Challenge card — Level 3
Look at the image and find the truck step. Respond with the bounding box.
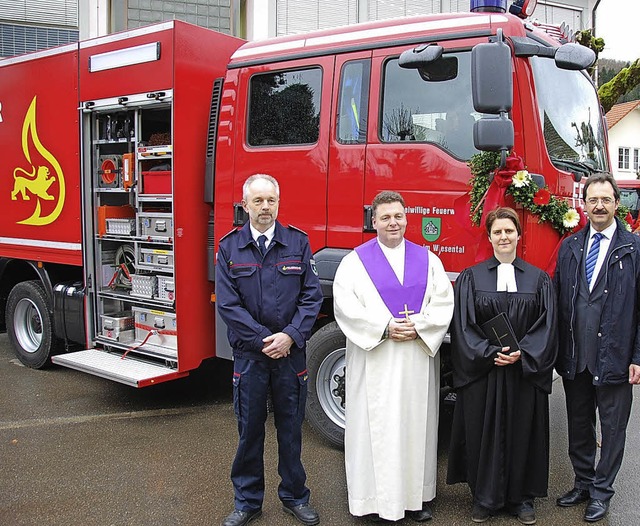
[52,349,187,387]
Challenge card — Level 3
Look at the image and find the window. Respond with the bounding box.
[634,148,639,173]
[619,147,630,170]
[0,23,78,57]
[248,68,322,146]
[337,59,371,144]
[531,57,607,172]
[380,51,480,160]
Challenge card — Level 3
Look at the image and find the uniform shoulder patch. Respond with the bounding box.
[219,227,241,242]
[287,224,309,236]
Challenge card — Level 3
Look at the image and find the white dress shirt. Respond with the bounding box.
[586,221,616,291]
[250,224,275,248]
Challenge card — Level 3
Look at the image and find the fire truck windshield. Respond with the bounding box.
[530,56,608,174]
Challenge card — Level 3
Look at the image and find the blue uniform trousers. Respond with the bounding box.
[231,356,310,511]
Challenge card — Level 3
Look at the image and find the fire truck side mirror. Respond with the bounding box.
[554,43,596,71]
[511,38,596,71]
[473,116,514,153]
[471,31,513,114]
[398,43,443,68]
[399,44,458,83]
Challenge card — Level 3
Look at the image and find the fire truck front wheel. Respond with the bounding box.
[6,280,60,369]
[306,321,346,449]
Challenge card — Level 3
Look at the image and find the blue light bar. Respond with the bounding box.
[470,0,507,12]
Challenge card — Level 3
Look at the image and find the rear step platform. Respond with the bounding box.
[52,349,187,387]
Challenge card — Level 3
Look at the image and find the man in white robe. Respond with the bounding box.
[333,190,454,522]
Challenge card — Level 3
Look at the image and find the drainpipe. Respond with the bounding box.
[592,0,603,85]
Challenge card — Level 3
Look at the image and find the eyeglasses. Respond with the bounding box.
[585,197,615,206]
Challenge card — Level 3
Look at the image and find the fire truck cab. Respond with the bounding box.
[212,8,600,445]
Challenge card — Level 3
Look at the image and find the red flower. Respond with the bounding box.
[533,188,551,205]
[626,212,634,226]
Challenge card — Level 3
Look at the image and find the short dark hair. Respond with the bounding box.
[582,172,620,201]
[485,207,522,236]
[372,191,405,216]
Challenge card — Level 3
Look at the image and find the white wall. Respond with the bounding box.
[79,0,109,39]
[246,0,276,40]
[608,108,640,180]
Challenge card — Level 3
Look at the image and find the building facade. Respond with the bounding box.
[606,100,640,180]
[0,0,79,57]
[261,0,592,39]
[1,1,596,58]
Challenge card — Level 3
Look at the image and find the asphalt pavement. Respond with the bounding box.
[1,332,639,525]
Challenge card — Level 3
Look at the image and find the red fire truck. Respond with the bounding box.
[0,1,602,446]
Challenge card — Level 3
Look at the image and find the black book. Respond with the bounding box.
[480,312,520,353]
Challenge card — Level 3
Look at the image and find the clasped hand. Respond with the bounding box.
[262,332,293,359]
[388,318,418,342]
[494,348,521,366]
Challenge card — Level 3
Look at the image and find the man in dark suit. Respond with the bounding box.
[554,172,640,522]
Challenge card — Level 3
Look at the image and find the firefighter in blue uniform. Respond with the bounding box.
[216,174,323,526]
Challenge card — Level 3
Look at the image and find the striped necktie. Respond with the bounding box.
[585,233,603,286]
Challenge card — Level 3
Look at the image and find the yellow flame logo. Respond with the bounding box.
[11,96,65,225]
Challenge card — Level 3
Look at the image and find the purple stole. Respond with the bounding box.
[354,238,429,318]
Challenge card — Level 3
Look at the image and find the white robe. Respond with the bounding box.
[333,243,454,521]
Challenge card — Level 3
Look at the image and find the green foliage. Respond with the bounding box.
[598,59,640,113]
[575,29,605,76]
[469,151,500,225]
[468,152,631,236]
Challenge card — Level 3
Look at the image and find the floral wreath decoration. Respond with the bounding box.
[468,151,631,236]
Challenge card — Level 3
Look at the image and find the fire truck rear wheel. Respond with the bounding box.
[6,280,60,369]
[306,321,346,449]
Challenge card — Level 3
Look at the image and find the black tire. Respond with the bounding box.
[306,321,346,448]
[6,280,60,369]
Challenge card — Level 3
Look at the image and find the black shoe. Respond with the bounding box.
[510,501,536,525]
[221,508,262,526]
[282,503,320,525]
[471,503,491,523]
[407,502,433,522]
[584,499,609,522]
[556,487,590,507]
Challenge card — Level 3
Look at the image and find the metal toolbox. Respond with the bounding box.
[132,306,177,350]
[137,247,174,269]
[106,218,135,236]
[130,274,157,298]
[156,275,175,301]
[101,311,135,342]
[138,212,173,239]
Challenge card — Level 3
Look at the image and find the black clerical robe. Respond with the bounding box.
[447,256,557,510]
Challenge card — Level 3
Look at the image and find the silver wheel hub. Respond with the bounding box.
[14,297,43,353]
[315,347,346,429]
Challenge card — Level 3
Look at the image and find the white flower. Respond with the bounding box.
[562,208,580,229]
[625,222,632,232]
[511,170,531,188]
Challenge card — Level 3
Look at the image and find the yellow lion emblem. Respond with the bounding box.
[11,165,56,201]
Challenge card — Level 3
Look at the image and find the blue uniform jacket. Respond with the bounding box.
[216,221,322,362]
[554,218,640,384]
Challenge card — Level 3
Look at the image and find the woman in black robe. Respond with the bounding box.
[447,207,557,525]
